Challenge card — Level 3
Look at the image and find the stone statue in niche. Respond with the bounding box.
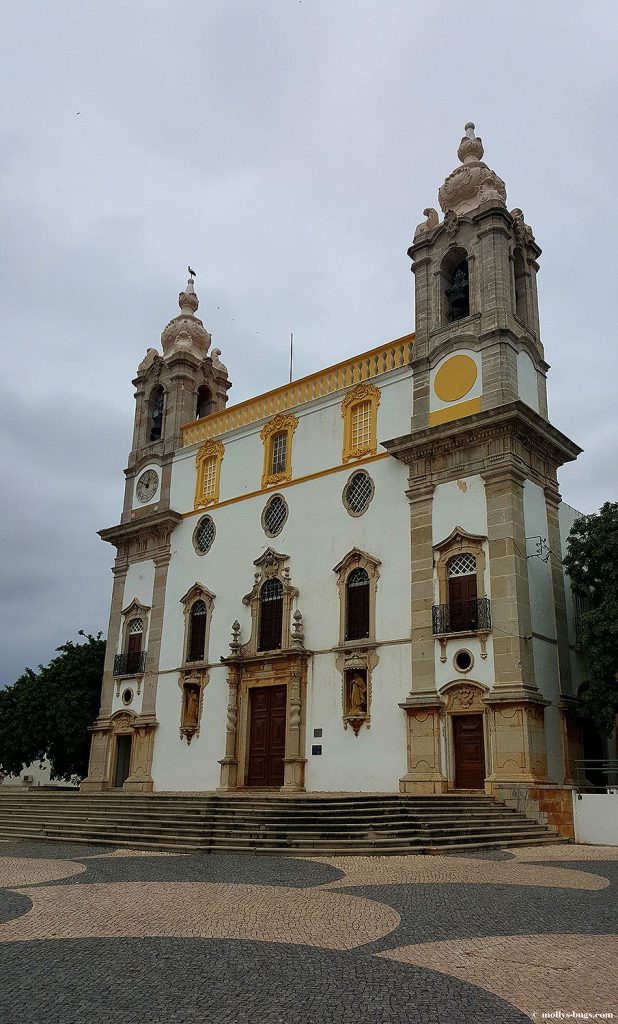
[181,682,201,742]
[347,672,367,715]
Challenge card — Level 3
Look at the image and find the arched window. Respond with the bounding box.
[345,568,370,641]
[447,554,478,631]
[441,249,470,324]
[196,386,213,419]
[258,578,284,651]
[126,618,144,673]
[149,386,165,441]
[187,600,207,662]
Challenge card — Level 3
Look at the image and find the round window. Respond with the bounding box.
[454,649,473,673]
[193,516,216,555]
[343,470,374,517]
[122,688,133,706]
[262,494,288,537]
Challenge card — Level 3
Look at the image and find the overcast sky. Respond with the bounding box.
[1,1,616,685]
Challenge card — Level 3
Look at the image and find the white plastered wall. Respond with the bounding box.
[150,371,413,792]
[432,476,495,691]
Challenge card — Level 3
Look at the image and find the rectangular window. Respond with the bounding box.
[351,401,371,449]
[201,457,217,500]
[271,432,288,475]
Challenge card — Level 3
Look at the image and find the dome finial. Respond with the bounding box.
[457,121,484,164]
[161,269,211,360]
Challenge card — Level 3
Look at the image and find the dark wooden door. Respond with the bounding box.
[449,574,478,632]
[114,735,132,788]
[453,714,485,789]
[247,685,287,787]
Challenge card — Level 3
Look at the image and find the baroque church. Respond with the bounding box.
[83,123,589,802]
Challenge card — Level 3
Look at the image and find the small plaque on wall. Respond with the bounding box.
[311,745,322,756]
[313,728,323,738]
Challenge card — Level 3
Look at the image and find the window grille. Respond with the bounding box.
[194,516,215,554]
[344,471,373,516]
[345,568,370,641]
[351,401,371,449]
[263,495,288,536]
[201,457,218,500]
[448,553,477,577]
[129,618,144,635]
[187,600,207,662]
[258,578,284,651]
[271,432,288,475]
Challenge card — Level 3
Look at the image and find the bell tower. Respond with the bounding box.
[385,124,582,797]
[409,122,547,431]
[121,274,232,524]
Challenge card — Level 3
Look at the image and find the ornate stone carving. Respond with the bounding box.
[161,277,211,361]
[240,548,300,655]
[260,413,299,488]
[414,207,440,238]
[137,348,159,376]
[438,123,507,216]
[179,673,206,744]
[443,209,459,242]
[511,208,535,245]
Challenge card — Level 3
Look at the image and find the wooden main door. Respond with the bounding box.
[114,734,132,788]
[247,685,286,787]
[453,714,485,789]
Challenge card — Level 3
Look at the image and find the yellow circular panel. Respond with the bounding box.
[434,354,478,403]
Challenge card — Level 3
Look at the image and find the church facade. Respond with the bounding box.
[83,124,587,799]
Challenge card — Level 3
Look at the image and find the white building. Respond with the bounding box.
[83,124,594,808]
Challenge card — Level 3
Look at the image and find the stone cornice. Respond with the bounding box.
[99,509,182,565]
[382,402,582,488]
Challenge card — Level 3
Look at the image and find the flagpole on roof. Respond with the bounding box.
[289,332,294,383]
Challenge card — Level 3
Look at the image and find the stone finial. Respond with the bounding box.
[229,620,241,653]
[211,348,228,374]
[161,273,211,361]
[291,609,304,648]
[179,276,199,316]
[457,122,484,164]
[137,347,159,376]
[438,121,507,217]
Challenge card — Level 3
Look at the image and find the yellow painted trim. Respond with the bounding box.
[180,334,414,448]
[181,452,391,519]
[434,354,477,402]
[341,382,381,464]
[428,397,482,427]
[194,440,224,510]
[259,413,299,489]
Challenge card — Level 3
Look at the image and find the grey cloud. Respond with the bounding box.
[1,0,616,682]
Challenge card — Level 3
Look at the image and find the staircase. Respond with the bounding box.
[0,790,566,856]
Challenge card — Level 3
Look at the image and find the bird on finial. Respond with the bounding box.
[188,265,196,279]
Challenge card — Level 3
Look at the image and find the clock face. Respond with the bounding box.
[136,469,159,503]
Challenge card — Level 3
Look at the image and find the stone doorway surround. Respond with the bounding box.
[218,651,308,792]
[399,680,550,795]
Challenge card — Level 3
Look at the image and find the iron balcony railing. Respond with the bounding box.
[432,597,491,636]
[113,651,146,677]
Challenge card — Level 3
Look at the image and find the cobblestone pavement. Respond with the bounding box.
[0,841,616,1023]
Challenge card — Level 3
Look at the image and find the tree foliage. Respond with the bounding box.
[0,632,105,781]
[563,501,618,737]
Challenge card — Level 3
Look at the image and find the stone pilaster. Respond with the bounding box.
[218,665,240,790]
[141,552,170,717]
[407,483,436,698]
[399,700,447,794]
[283,660,307,791]
[483,467,537,697]
[544,483,573,698]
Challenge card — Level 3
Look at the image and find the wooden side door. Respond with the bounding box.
[114,735,132,788]
[453,714,485,789]
[247,685,287,787]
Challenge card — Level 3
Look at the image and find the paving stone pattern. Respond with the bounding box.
[0,841,616,1023]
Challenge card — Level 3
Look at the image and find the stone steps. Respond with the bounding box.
[0,791,566,856]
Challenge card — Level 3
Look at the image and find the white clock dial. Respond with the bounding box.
[136,469,159,502]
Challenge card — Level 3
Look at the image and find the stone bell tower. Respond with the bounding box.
[385,124,582,796]
[82,274,232,793]
[120,274,232,524]
[409,122,547,431]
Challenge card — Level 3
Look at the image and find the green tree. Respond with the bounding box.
[563,501,618,736]
[0,632,105,781]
